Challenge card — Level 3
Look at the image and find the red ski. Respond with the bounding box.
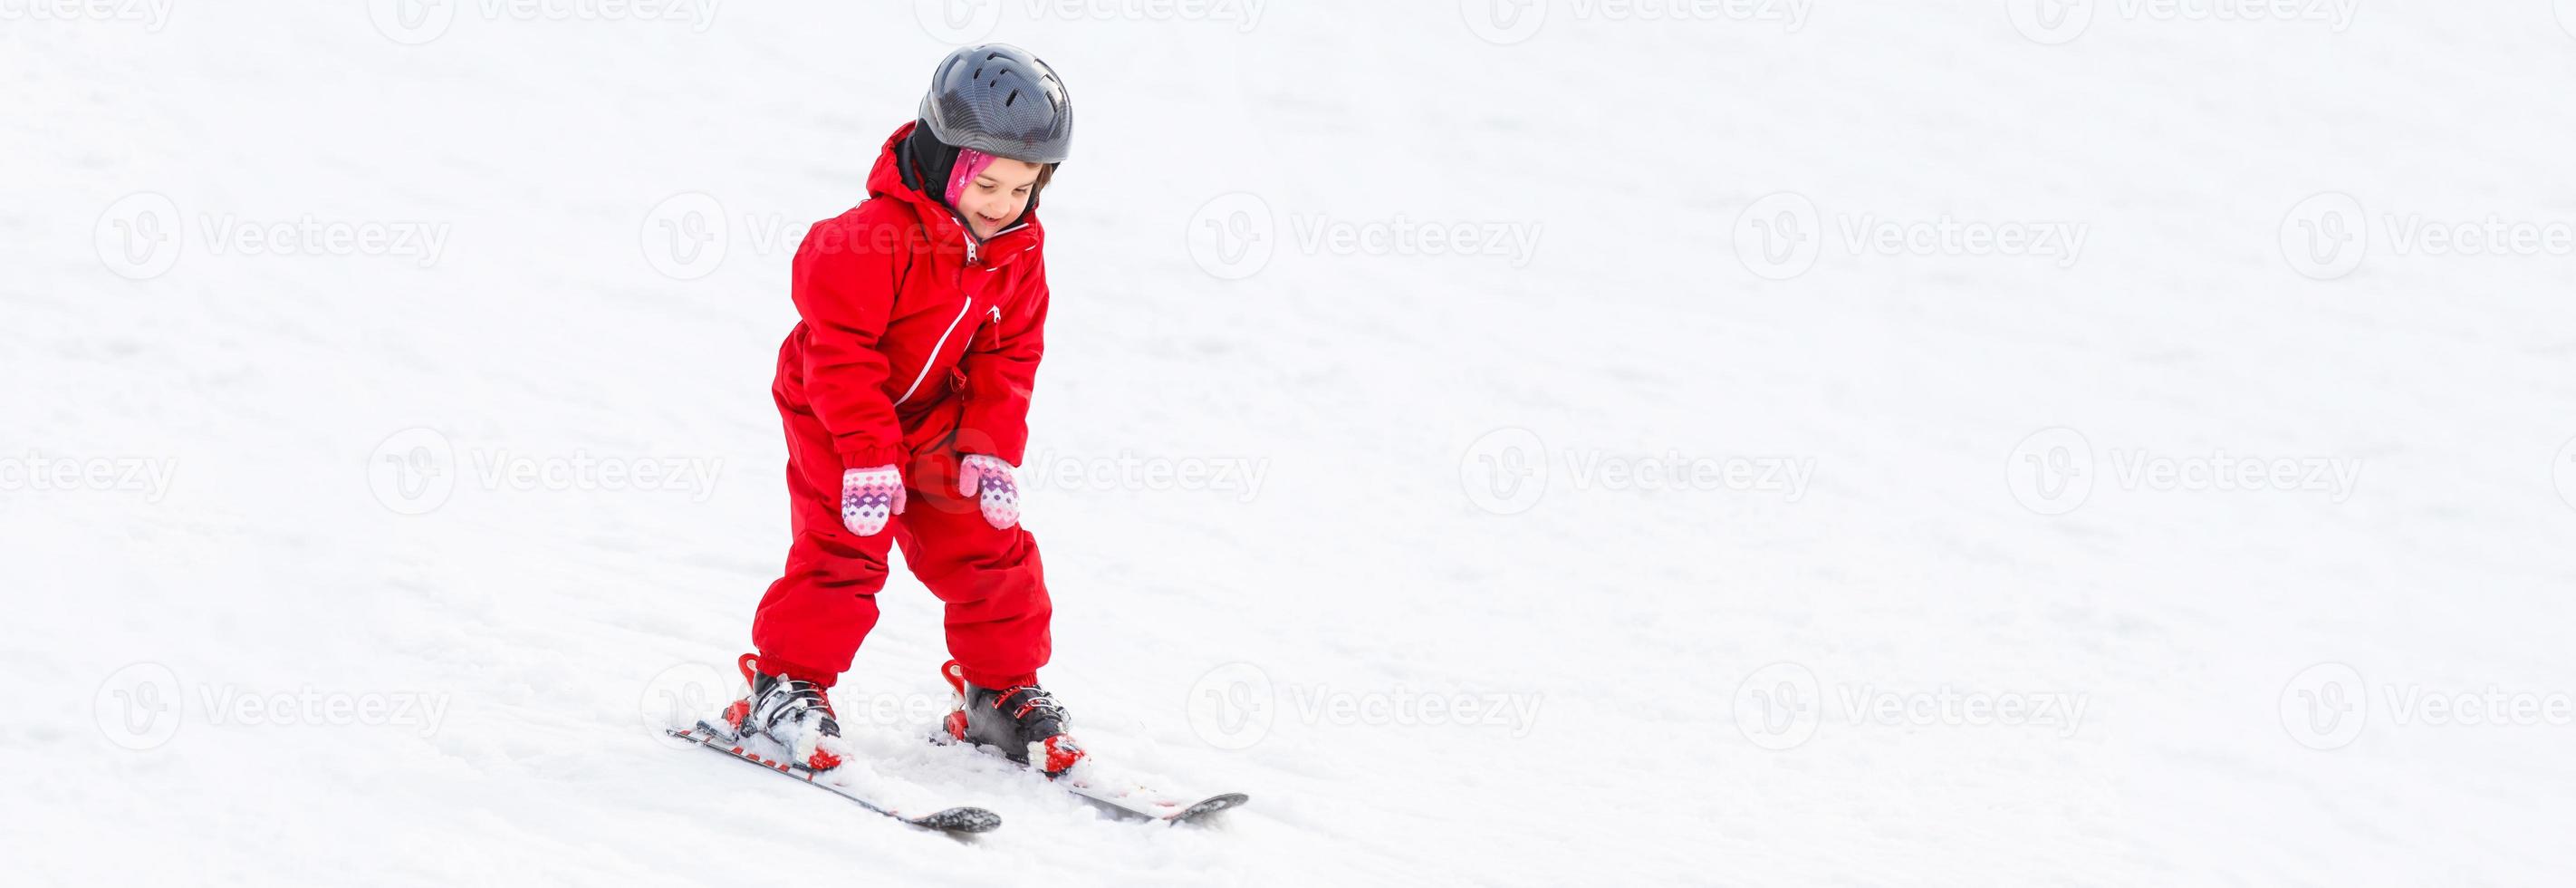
[669,720,1002,834]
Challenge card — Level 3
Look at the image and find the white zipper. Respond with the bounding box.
[893,297,975,406]
[893,218,1024,406]
[952,215,1028,263]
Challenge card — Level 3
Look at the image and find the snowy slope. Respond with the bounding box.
[6,1,2576,884]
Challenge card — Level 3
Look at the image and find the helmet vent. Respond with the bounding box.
[1005,90,1020,107]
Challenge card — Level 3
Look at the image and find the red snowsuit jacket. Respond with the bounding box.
[780,122,1049,473]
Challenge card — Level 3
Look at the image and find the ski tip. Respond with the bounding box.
[912,806,1004,834]
[1168,793,1250,825]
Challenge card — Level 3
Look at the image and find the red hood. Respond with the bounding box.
[865,121,1044,268]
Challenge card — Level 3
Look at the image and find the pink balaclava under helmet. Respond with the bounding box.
[945,148,998,208]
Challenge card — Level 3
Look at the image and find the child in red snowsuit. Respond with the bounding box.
[729,44,1083,776]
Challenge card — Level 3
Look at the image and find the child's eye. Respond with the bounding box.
[1014,187,1031,196]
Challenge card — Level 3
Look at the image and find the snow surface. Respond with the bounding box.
[8,2,2576,885]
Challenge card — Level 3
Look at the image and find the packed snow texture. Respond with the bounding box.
[6,2,2576,885]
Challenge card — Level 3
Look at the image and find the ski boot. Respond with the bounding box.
[940,660,1085,777]
[724,653,844,771]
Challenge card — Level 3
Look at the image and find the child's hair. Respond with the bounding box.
[1019,162,1060,216]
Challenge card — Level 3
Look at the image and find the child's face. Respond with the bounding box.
[957,158,1044,240]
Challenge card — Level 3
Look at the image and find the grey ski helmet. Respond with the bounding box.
[918,43,1073,164]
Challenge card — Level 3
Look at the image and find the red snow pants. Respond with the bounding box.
[749,349,1051,691]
